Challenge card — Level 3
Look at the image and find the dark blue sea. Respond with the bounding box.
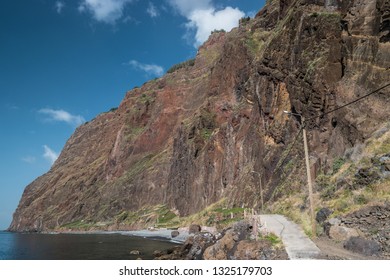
[0,231,174,260]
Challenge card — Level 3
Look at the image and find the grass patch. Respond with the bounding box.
[60,220,96,230]
[125,126,145,142]
[245,30,269,59]
[114,204,180,228]
[140,92,155,104]
[271,197,314,237]
[332,157,346,174]
[180,199,249,229]
[261,232,282,247]
[116,154,156,185]
[200,128,213,140]
[167,58,195,74]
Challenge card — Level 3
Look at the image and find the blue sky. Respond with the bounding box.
[0,0,265,230]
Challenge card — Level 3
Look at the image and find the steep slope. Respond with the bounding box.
[9,0,389,232]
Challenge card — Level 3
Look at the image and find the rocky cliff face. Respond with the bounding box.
[9,0,389,232]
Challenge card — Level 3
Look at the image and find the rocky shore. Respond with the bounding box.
[152,221,288,260]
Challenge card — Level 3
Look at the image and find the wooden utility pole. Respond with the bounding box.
[302,117,316,237]
[283,111,316,237]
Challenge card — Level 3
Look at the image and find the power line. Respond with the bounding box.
[279,83,390,173]
[265,82,390,202]
[306,82,390,122]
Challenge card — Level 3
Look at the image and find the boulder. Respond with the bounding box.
[203,222,253,260]
[328,218,341,226]
[379,154,390,177]
[344,237,382,256]
[203,230,237,260]
[316,208,332,224]
[233,239,288,260]
[184,232,215,260]
[328,225,359,241]
[189,224,201,234]
[153,250,163,257]
[129,250,140,255]
[323,218,341,236]
[171,230,180,238]
[233,240,262,260]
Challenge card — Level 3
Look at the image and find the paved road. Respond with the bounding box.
[259,214,321,259]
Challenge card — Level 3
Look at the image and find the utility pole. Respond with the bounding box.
[301,117,316,237]
[283,111,316,237]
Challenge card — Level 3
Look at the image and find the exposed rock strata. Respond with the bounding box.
[9,0,390,232]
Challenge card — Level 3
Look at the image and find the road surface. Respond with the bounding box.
[259,214,321,259]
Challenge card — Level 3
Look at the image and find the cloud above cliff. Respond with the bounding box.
[78,0,134,24]
[124,60,164,76]
[43,145,59,165]
[168,0,212,16]
[147,2,159,18]
[168,0,244,46]
[22,156,36,164]
[38,108,85,127]
[55,1,65,14]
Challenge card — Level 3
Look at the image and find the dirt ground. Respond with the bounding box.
[314,237,383,260]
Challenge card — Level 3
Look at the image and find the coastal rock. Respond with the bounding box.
[153,250,163,258]
[233,240,288,260]
[184,232,215,260]
[171,230,180,238]
[189,225,201,234]
[203,230,237,260]
[129,250,140,255]
[339,205,390,258]
[157,221,289,260]
[316,208,333,224]
[329,225,360,241]
[344,237,382,256]
[328,218,341,226]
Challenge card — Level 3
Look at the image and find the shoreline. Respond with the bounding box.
[12,225,218,244]
[38,228,191,244]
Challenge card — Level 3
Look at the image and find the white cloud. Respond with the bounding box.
[39,108,85,126]
[168,0,244,47]
[78,4,86,13]
[43,145,59,165]
[147,2,159,18]
[78,0,133,24]
[22,156,36,164]
[55,1,65,14]
[188,7,244,46]
[125,60,164,76]
[168,0,212,16]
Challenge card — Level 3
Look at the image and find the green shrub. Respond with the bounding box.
[167,58,196,73]
[262,233,282,246]
[211,29,226,34]
[354,194,368,205]
[332,157,345,174]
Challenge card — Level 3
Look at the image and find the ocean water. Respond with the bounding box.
[0,231,174,260]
